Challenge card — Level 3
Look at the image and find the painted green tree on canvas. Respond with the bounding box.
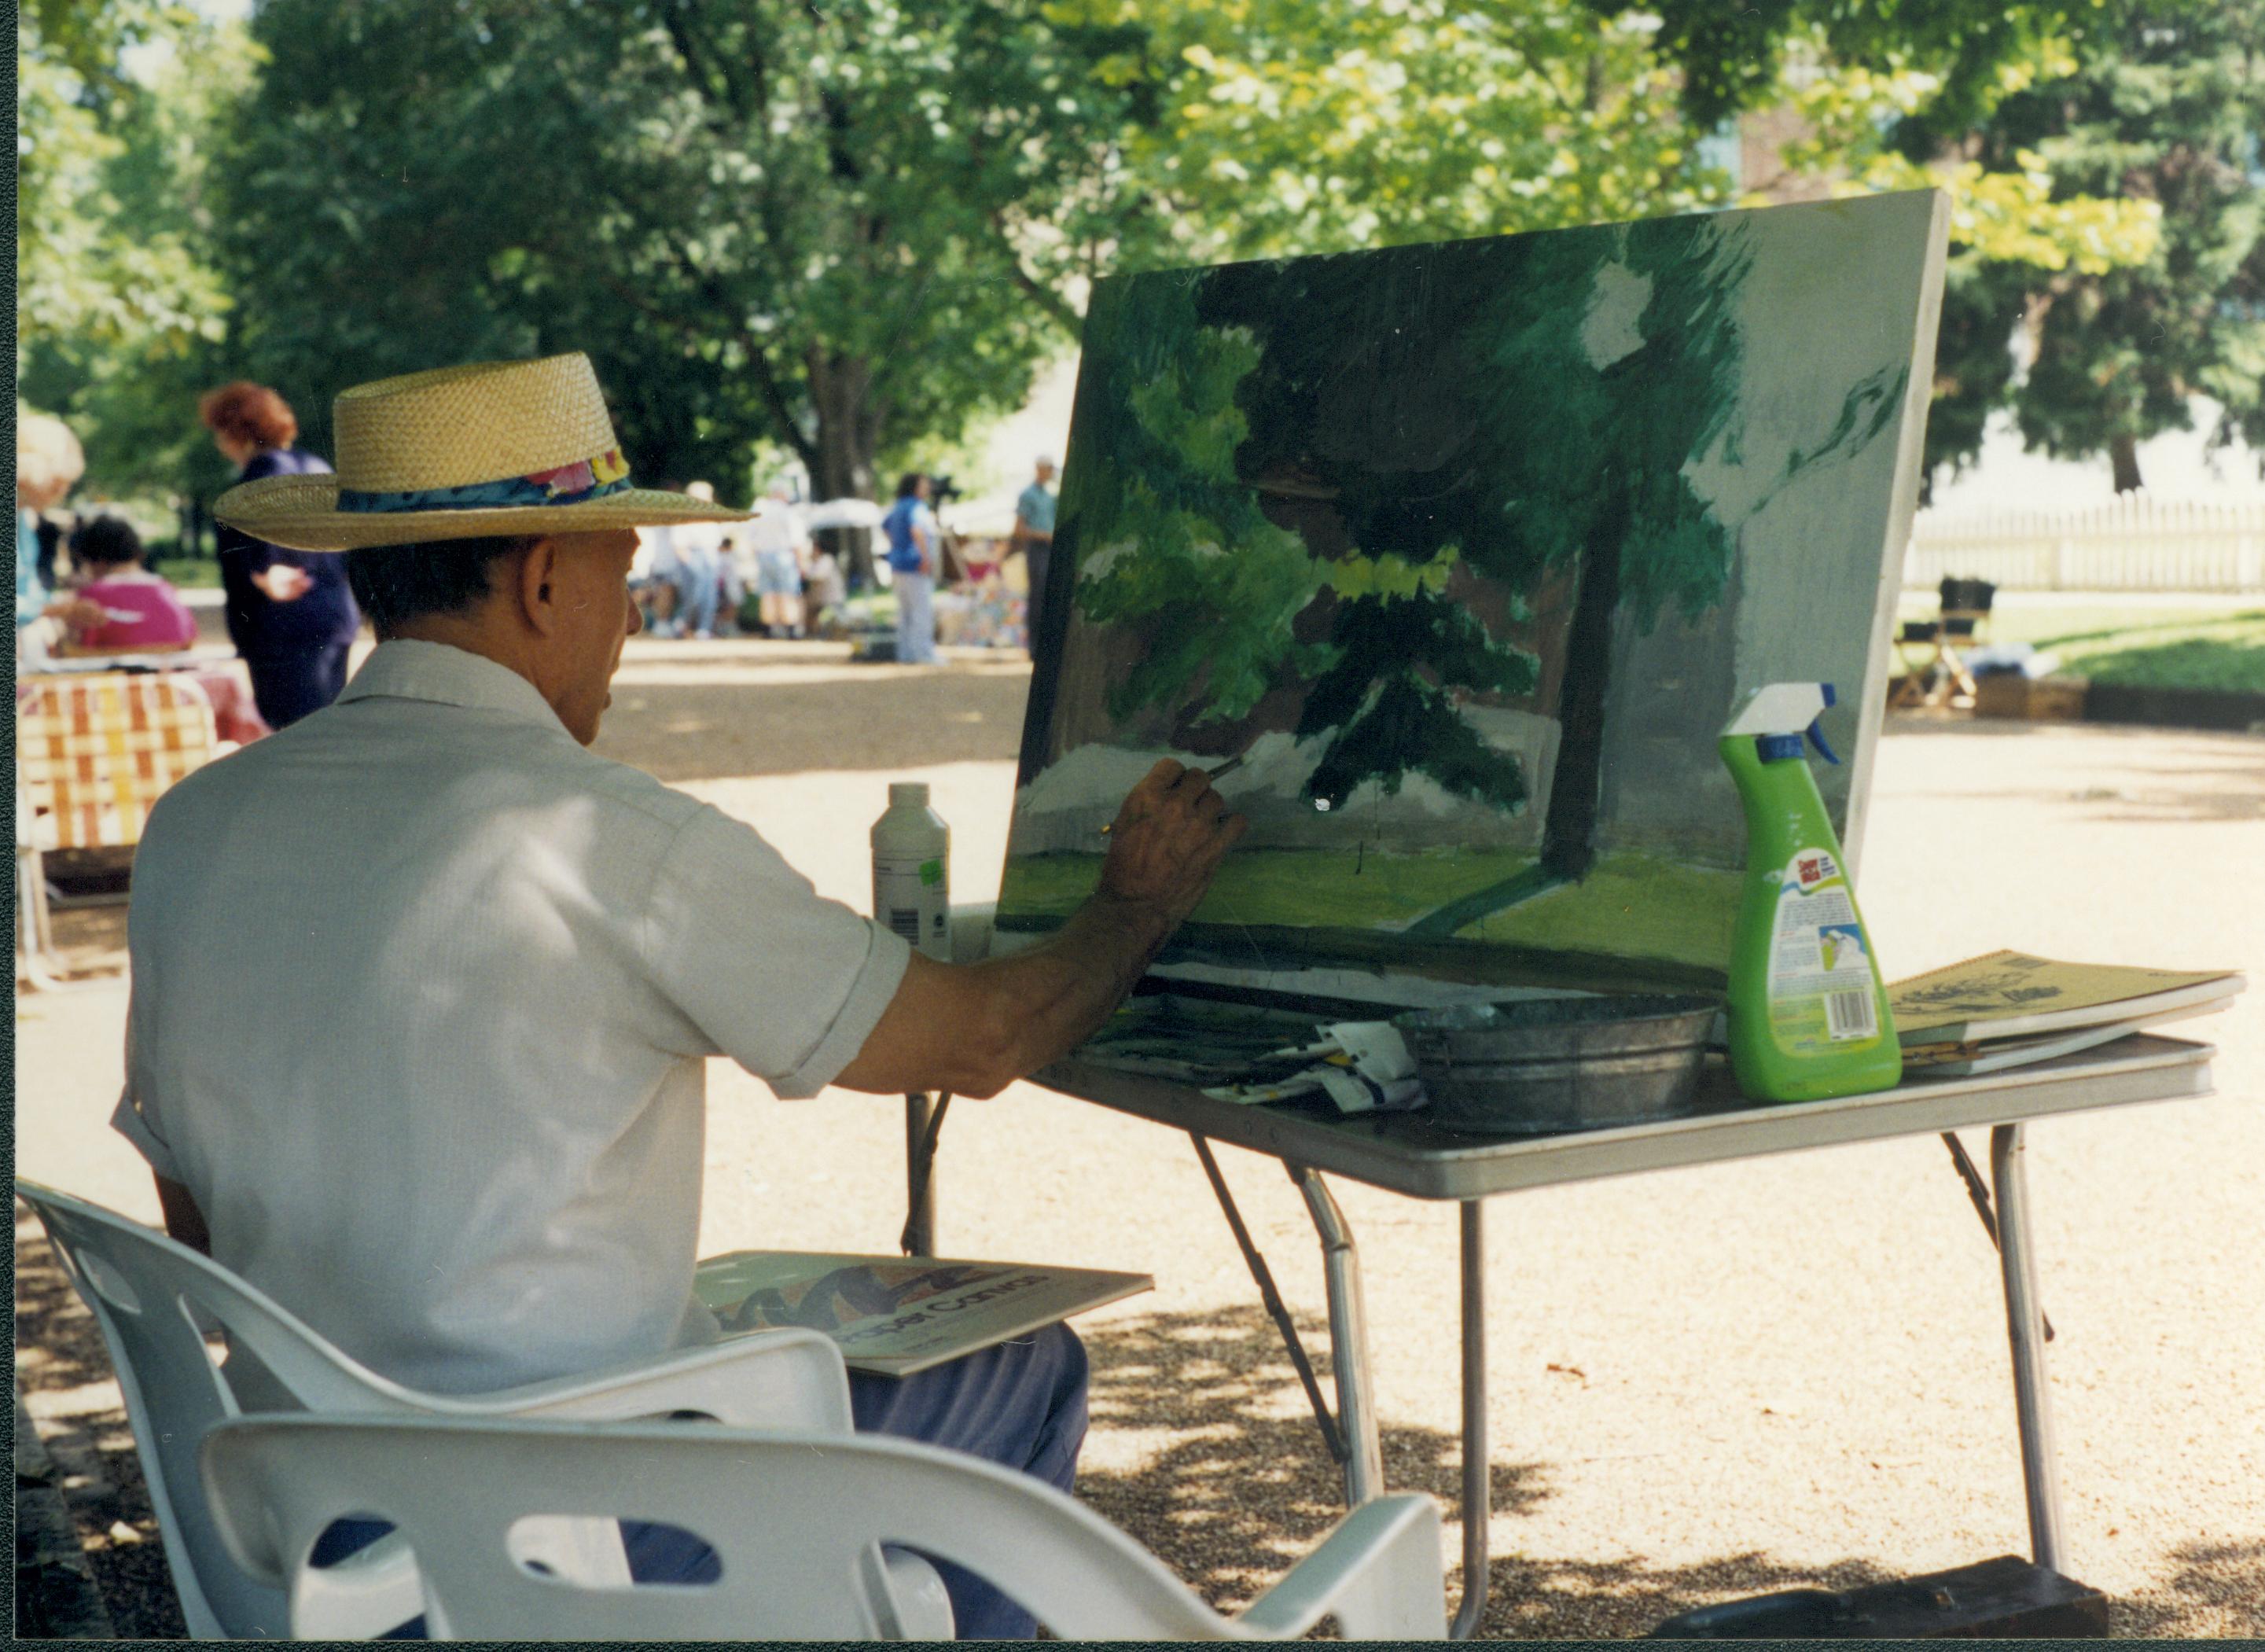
[1201,218,1767,897]
[1017,274,1337,780]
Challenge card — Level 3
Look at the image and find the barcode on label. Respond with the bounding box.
[1826,988,1877,1040]
[888,908,921,942]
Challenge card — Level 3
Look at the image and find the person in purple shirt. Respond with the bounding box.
[57,517,198,653]
[200,381,362,727]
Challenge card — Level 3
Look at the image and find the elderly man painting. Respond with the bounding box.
[112,355,1244,1639]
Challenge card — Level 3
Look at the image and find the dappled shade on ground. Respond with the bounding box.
[18,1212,2262,1639]
[1077,1301,1544,1622]
[1074,1299,2262,1638]
[13,1212,186,1639]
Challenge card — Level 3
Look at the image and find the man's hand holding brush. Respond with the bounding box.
[1098,756,1248,933]
[836,756,1246,1098]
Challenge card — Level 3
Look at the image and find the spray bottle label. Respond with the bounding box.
[873,854,950,960]
[1765,848,1881,1051]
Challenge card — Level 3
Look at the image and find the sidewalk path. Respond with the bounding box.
[14,652,2262,1636]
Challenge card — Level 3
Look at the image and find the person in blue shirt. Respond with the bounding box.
[17,462,101,657]
[881,472,940,665]
[17,502,51,629]
[1011,455,1057,613]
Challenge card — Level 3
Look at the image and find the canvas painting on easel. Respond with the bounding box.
[1001,191,1950,997]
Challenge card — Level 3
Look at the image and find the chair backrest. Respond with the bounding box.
[16,671,217,849]
[1937,575,1996,620]
[204,1414,1289,1640]
[17,1179,863,1635]
[16,1180,417,1635]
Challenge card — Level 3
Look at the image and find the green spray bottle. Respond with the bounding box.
[1720,683,1901,1102]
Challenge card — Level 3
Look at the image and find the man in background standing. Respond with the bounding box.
[882,472,939,665]
[1011,454,1057,625]
[740,483,812,638]
[672,481,726,638]
[632,518,681,636]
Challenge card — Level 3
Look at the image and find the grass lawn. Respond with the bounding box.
[1895,598,2265,694]
[2026,610,2265,693]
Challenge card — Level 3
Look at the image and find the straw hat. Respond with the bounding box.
[212,354,749,551]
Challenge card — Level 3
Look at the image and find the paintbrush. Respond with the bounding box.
[1100,755,1245,834]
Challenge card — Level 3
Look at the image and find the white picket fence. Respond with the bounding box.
[1904,495,2265,592]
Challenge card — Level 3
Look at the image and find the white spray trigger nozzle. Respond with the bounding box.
[1723,683,1841,763]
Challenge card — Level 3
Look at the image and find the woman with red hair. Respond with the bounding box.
[200,381,362,727]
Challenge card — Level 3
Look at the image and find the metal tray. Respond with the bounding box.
[1395,993,1720,1135]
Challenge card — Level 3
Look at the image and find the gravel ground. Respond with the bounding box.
[14,636,2263,1637]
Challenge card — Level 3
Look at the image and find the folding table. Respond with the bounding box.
[1020,1032,2218,1639]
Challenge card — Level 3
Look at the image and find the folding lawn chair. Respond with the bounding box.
[1891,576,1996,708]
[16,671,218,987]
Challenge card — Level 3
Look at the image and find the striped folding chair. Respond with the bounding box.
[16,671,219,988]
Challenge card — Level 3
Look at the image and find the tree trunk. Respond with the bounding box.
[1539,494,1629,883]
[2109,432,2143,494]
[809,348,881,584]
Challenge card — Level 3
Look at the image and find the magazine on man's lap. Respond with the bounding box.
[695,1250,1153,1377]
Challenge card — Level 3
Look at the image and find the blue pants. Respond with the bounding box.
[844,1324,1088,1635]
[894,570,938,664]
[313,1323,1088,1639]
[672,559,720,638]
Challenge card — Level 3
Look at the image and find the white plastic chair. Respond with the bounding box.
[204,1412,1449,1640]
[15,1179,947,1639]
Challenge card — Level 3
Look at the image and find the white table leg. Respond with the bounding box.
[1991,1122,2066,1572]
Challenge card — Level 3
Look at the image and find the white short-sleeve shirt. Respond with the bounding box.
[112,639,910,1394]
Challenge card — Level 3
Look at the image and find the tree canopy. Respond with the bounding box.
[17,0,246,498]
[1061,0,1726,258]
[215,0,1163,520]
[1607,0,2258,490]
[1929,0,2265,489]
[1612,0,2121,133]
[13,0,2245,517]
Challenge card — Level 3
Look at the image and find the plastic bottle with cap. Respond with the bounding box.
[1719,683,1901,1101]
[871,782,951,961]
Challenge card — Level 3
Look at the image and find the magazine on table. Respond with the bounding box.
[695,1250,1153,1378]
[1897,999,2229,1076]
[1888,951,2242,1052]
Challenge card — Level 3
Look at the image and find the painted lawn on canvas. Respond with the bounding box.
[1002,192,1949,995]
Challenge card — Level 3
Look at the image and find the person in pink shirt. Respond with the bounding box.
[60,517,199,654]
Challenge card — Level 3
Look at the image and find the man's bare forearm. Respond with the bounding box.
[833,893,1180,1098]
[833,757,1242,1098]
[978,892,1177,1084]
